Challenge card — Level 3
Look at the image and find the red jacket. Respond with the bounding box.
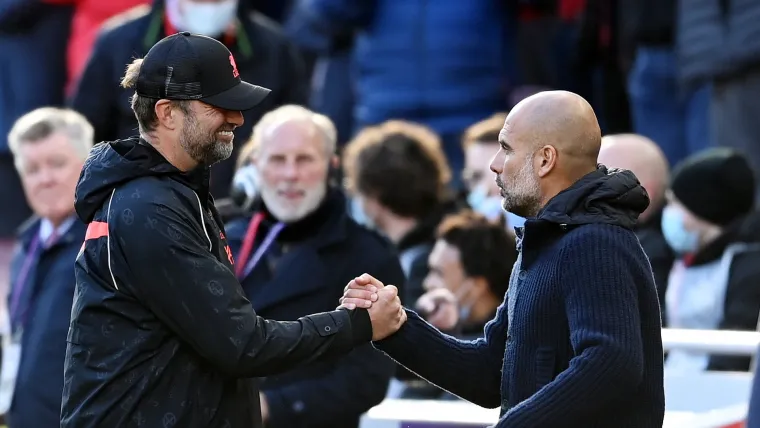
[44,0,149,94]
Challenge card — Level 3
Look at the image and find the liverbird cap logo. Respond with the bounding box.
[229,54,240,78]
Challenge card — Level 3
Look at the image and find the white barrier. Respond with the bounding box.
[361,372,752,428]
[360,328,760,428]
[663,328,760,356]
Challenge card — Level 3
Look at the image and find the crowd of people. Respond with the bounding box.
[1,0,760,427]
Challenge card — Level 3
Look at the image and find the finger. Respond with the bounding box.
[345,279,377,294]
[382,284,398,298]
[344,289,378,301]
[341,297,373,308]
[355,273,385,289]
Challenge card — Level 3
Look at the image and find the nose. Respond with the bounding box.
[282,160,299,180]
[490,150,505,175]
[227,110,244,127]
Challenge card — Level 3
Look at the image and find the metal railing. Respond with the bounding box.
[662,328,760,356]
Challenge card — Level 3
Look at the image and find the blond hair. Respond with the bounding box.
[8,107,94,171]
[237,105,337,169]
[462,112,508,149]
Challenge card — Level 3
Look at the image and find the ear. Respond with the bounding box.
[154,99,181,131]
[330,154,340,170]
[535,145,558,178]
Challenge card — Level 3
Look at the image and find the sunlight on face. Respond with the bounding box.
[17,133,84,224]
[254,120,330,222]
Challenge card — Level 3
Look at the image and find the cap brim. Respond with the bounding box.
[201,81,271,111]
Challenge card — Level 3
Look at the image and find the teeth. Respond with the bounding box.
[217,131,233,136]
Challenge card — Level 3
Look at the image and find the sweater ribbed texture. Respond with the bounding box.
[375,223,665,428]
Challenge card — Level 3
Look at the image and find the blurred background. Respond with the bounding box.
[1,0,760,427]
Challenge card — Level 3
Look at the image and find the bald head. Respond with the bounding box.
[598,134,669,220]
[503,90,601,172]
[490,91,602,217]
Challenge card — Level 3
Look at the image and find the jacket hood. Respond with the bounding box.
[75,137,209,223]
[536,165,650,230]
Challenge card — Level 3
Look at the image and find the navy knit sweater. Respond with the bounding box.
[374,167,665,428]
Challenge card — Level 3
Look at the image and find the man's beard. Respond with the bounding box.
[259,180,328,223]
[179,114,233,166]
[498,157,542,218]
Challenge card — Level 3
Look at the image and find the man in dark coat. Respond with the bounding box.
[342,91,666,428]
[60,33,405,428]
[224,105,403,428]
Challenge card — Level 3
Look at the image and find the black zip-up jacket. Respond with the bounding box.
[61,137,373,428]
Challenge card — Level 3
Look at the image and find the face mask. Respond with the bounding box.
[661,205,700,254]
[454,280,476,323]
[182,0,237,36]
[350,196,377,230]
[467,186,504,221]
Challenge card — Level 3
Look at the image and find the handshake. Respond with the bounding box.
[339,274,407,341]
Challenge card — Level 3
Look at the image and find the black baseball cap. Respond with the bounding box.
[135,32,270,111]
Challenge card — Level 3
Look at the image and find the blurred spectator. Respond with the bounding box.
[419,210,515,339]
[69,0,309,198]
[343,120,461,304]
[461,113,525,228]
[676,0,760,197]
[342,120,463,398]
[0,0,73,324]
[598,134,674,318]
[286,0,517,184]
[618,0,710,168]
[399,209,516,400]
[225,106,401,428]
[0,108,92,427]
[515,0,587,96]
[575,0,632,134]
[45,0,149,95]
[662,148,760,373]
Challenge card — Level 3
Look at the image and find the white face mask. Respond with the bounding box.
[181,0,237,36]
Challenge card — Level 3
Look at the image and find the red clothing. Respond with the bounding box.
[44,0,149,94]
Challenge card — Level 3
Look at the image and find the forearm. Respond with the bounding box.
[374,310,502,408]
[235,309,372,377]
[264,345,393,427]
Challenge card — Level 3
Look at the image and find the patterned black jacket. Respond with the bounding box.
[61,137,372,428]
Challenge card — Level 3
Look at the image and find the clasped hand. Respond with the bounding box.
[338,273,407,341]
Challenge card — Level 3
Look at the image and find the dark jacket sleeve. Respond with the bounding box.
[373,304,507,408]
[707,251,760,372]
[263,254,403,427]
[496,227,645,427]
[111,192,373,378]
[285,0,374,54]
[68,28,119,143]
[0,0,42,33]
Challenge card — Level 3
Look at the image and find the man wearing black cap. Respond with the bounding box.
[661,147,760,373]
[60,33,406,428]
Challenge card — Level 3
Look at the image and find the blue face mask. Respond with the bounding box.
[467,187,504,221]
[661,205,700,254]
[467,187,527,228]
[349,196,377,230]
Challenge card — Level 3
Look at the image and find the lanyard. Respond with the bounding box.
[8,235,40,332]
[235,212,284,280]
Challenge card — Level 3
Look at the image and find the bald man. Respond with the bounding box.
[599,134,675,316]
[341,91,665,428]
